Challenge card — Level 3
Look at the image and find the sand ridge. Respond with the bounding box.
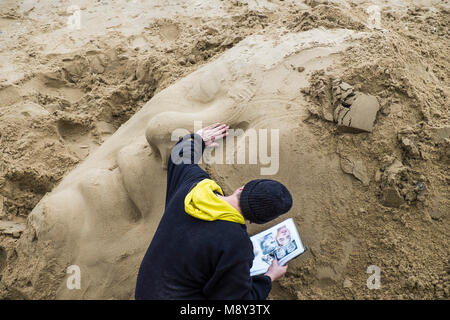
[0,0,449,299]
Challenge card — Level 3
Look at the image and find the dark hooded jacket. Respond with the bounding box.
[135,133,271,300]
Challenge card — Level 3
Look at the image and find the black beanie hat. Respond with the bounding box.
[240,179,293,224]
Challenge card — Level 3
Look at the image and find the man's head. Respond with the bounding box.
[228,179,292,224]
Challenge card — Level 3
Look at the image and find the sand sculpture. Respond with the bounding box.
[4,28,370,299]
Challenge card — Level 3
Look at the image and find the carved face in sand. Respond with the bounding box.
[10,29,363,299]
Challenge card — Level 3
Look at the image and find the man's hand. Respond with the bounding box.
[196,123,229,148]
[264,259,287,282]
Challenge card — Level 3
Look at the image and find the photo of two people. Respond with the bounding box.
[250,218,305,276]
[260,225,298,264]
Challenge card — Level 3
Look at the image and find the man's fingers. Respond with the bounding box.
[204,123,229,135]
[213,127,229,137]
[206,122,221,130]
[206,131,228,147]
[216,125,229,134]
[214,131,228,140]
[201,123,218,132]
[199,124,229,147]
[214,123,228,129]
[272,258,287,268]
[210,124,228,133]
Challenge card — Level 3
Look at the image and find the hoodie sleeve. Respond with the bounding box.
[165,133,210,206]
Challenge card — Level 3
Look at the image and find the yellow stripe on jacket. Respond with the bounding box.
[185,179,245,225]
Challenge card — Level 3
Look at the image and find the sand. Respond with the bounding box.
[0,0,449,299]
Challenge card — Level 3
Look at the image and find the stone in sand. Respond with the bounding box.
[340,156,369,186]
[381,186,405,208]
[0,221,26,238]
[334,93,380,132]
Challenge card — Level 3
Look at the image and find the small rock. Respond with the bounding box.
[343,94,357,106]
[0,221,26,237]
[429,125,450,143]
[390,103,403,117]
[429,195,447,220]
[381,186,405,208]
[339,82,353,92]
[399,136,421,158]
[340,157,353,175]
[340,156,370,186]
[341,90,355,101]
[334,93,380,133]
[414,182,425,192]
[332,81,355,106]
[321,106,334,122]
[374,169,382,182]
[88,56,105,74]
[352,160,370,186]
[332,85,342,97]
[416,192,426,202]
[95,121,116,135]
[385,159,406,176]
[188,54,196,64]
[343,278,353,288]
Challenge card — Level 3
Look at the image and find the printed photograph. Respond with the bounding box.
[258,225,298,264]
[0,0,447,304]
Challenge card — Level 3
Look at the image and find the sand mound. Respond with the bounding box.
[0,0,448,299]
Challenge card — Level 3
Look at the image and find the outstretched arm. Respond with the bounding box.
[196,123,229,148]
[165,123,229,206]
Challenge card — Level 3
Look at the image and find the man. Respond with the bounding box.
[135,123,293,299]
